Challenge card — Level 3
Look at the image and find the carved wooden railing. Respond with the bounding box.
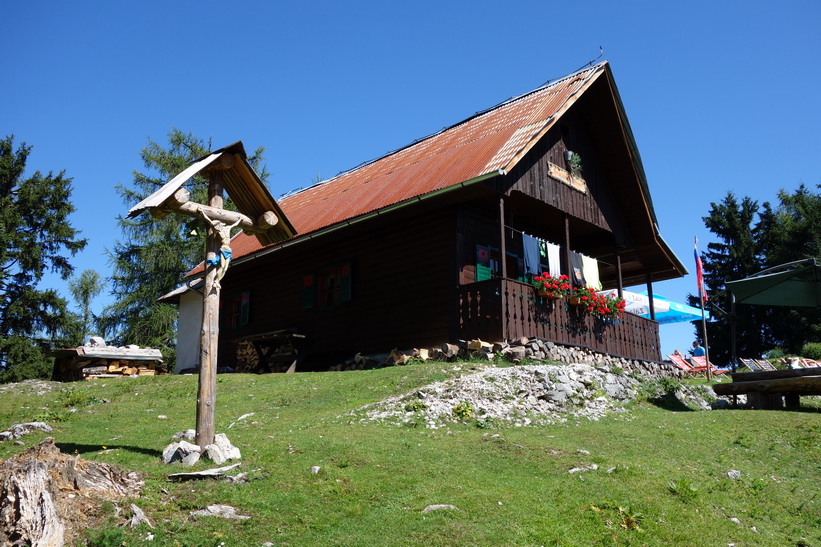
[458,279,661,362]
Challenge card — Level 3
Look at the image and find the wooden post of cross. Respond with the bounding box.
[127,142,296,453]
[194,164,225,449]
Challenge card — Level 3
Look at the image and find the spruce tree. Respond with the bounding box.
[694,193,767,364]
[697,186,821,362]
[758,184,821,353]
[101,129,269,369]
[0,136,87,380]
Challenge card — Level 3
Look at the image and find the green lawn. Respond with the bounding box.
[1,364,819,546]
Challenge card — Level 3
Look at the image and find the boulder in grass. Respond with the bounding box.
[162,440,201,464]
[203,433,241,465]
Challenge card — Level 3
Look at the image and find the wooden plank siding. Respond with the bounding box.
[214,107,662,368]
[217,202,457,368]
[459,279,661,361]
[499,111,631,247]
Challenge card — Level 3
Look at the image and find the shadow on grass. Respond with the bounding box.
[793,404,821,413]
[55,442,162,458]
[647,394,696,412]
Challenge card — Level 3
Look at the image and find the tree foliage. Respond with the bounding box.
[67,269,105,345]
[696,184,821,363]
[101,129,270,368]
[0,136,87,380]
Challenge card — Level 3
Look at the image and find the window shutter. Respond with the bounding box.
[339,263,352,302]
[240,291,250,326]
[301,275,316,310]
[476,245,491,282]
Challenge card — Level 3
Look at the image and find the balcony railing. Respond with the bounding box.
[458,279,661,362]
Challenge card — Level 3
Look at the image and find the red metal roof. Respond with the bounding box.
[228,63,606,263]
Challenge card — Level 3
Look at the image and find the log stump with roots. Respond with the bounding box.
[0,437,144,546]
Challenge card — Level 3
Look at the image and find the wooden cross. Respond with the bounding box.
[128,143,295,450]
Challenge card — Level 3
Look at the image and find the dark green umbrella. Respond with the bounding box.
[726,259,821,307]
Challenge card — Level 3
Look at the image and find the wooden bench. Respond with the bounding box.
[712,367,821,409]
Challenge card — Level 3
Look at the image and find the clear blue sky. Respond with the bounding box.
[3,1,819,359]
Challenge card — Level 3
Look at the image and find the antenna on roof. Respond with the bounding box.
[575,46,604,73]
[538,46,606,89]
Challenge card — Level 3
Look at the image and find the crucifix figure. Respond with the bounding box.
[200,210,242,290]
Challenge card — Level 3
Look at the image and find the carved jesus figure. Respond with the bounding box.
[200,210,242,289]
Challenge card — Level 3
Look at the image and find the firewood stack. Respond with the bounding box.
[82,359,166,379]
[234,341,259,373]
[51,338,165,381]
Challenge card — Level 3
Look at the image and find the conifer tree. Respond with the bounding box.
[697,185,821,362]
[694,193,767,364]
[0,136,87,380]
[101,129,269,368]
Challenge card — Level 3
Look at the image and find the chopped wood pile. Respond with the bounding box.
[234,340,260,372]
[52,337,166,381]
[79,360,164,379]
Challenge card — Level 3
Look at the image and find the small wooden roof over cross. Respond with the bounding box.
[128,141,296,246]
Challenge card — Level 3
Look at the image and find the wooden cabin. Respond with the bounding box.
[170,61,686,372]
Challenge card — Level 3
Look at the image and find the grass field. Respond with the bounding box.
[1,363,819,546]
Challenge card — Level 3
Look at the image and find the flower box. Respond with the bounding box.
[532,273,571,299]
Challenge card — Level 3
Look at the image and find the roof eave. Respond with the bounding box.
[231,169,507,267]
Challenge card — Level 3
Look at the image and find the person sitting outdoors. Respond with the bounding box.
[689,341,705,357]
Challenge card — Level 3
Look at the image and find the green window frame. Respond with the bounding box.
[476,245,523,281]
[301,262,352,310]
[221,291,250,330]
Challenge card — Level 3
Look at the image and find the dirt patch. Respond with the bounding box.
[0,437,144,546]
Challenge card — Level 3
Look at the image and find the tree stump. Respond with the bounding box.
[0,438,144,546]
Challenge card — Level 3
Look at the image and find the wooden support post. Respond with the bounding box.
[498,196,507,279]
[498,195,508,340]
[195,170,223,449]
[645,273,655,322]
[614,244,623,298]
[563,214,572,288]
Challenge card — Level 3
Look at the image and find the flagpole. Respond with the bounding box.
[695,237,712,380]
[701,303,712,381]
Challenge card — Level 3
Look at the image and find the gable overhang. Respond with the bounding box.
[563,64,686,283]
[601,65,687,281]
[128,141,297,246]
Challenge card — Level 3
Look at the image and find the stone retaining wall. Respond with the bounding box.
[332,336,684,380]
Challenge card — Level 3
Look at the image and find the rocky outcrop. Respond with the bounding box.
[352,363,714,429]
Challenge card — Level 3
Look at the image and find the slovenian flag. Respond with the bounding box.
[694,237,707,303]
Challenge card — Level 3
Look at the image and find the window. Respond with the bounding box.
[301,262,352,310]
[222,291,250,330]
[476,245,523,281]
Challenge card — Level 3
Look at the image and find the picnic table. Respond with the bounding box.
[712,366,821,409]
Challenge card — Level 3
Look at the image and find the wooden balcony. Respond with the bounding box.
[458,279,661,362]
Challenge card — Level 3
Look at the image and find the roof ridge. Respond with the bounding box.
[278,62,607,201]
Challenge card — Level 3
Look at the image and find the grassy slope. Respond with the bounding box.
[0,364,819,546]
